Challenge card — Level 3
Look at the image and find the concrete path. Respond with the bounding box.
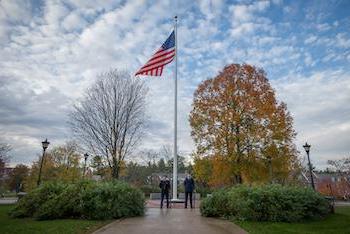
[0,198,18,204]
[94,208,247,234]
[146,199,201,208]
[335,201,350,206]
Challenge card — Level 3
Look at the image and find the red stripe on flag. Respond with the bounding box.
[139,49,175,70]
[136,56,174,75]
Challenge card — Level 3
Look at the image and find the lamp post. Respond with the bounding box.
[83,153,89,178]
[37,139,50,186]
[303,142,315,190]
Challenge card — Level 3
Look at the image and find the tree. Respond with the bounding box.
[327,157,350,198]
[0,141,11,189]
[90,155,110,178]
[25,153,57,191]
[123,162,149,186]
[24,142,83,191]
[7,164,29,192]
[0,142,11,173]
[328,157,350,173]
[159,145,172,162]
[167,155,187,173]
[157,158,166,172]
[190,64,299,185]
[69,70,147,179]
[50,141,82,182]
[193,155,212,187]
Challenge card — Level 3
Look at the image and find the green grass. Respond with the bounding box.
[236,206,350,234]
[0,205,111,234]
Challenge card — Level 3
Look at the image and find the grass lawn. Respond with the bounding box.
[236,206,350,234]
[0,205,111,234]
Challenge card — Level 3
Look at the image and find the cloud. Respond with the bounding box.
[0,0,349,170]
[230,1,270,23]
[304,35,318,44]
[335,33,350,49]
[273,69,350,168]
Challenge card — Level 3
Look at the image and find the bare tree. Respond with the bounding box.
[328,157,350,173]
[0,143,11,160]
[160,145,172,162]
[139,149,159,166]
[69,70,147,179]
[0,141,11,179]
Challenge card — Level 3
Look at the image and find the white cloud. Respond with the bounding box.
[230,1,270,23]
[304,35,318,44]
[62,11,88,32]
[335,33,350,49]
[197,0,223,20]
[304,52,315,67]
[315,23,331,32]
[273,70,350,168]
[0,0,349,170]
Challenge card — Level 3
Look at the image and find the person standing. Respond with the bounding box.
[184,174,195,208]
[159,175,171,208]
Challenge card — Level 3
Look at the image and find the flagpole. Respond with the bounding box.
[172,15,178,201]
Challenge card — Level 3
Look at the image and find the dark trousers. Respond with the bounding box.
[185,191,193,208]
[161,192,169,208]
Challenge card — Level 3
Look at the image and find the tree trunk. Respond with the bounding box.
[112,165,119,179]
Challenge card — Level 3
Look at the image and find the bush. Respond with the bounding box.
[200,184,331,222]
[81,181,145,219]
[9,182,66,218]
[10,180,145,220]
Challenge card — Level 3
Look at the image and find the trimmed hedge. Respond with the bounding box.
[200,184,331,222]
[10,180,145,220]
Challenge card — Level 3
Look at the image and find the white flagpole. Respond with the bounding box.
[172,15,178,201]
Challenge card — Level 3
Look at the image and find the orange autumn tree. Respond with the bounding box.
[190,64,299,187]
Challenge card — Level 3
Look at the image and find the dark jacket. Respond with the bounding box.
[159,179,171,193]
[184,177,195,192]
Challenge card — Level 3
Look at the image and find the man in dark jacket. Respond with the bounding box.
[184,174,195,208]
[159,175,171,208]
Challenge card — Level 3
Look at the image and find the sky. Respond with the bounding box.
[0,0,349,169]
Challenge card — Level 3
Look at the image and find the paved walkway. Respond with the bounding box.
[335,201,350,206]
[93,208,247,234]
[0,198,18,204]
[146,199,201,208]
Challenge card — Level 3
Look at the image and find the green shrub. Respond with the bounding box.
[10,180,145,220]
[34,181,94,220]
[9,182,66,218]
[200,184,330,222]
[81,181,145,219]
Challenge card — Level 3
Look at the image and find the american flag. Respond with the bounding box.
[135,31,175,76]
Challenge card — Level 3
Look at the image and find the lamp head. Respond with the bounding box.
[303,142,311,153]
[42,139,50,150]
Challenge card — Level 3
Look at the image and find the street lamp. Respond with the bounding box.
[83,153,89,178]
[37,139,50,186]
[303,142,315,190]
